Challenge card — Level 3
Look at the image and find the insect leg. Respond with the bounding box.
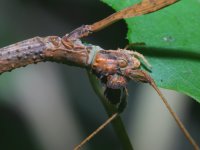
[74,113,119,150]
[66,0,179,40]
[118,87,128,113]
[65,25,92,40]
[90,0,178,32]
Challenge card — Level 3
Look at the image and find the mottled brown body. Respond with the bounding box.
[44,36,93,67]
[107,75,127,89]
[0,37,46,73]
[0,36,99,73]
[92,50,140,75]
[1,0,199,149]
[91,49,141,101]
[0,33,143,110]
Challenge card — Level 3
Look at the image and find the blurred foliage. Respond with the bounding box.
[0,104,40,150]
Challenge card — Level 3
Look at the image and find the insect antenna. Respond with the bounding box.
[128,70,200,150]
[74,113,119,150]
[150,81,200,150]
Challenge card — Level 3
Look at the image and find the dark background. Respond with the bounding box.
[0,0,199,150]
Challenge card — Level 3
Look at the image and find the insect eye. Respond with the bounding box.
[118,59,128,68]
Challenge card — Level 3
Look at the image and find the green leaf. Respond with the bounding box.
[101,0,200,103]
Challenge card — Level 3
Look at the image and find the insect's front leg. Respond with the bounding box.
[64,25,92,40]
[65,0,179,41]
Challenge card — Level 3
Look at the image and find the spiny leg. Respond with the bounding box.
[128,69,200,150]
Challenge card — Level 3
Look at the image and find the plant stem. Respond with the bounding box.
[87,70,134,150]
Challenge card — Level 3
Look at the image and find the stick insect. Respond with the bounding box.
[0,0,199,149]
